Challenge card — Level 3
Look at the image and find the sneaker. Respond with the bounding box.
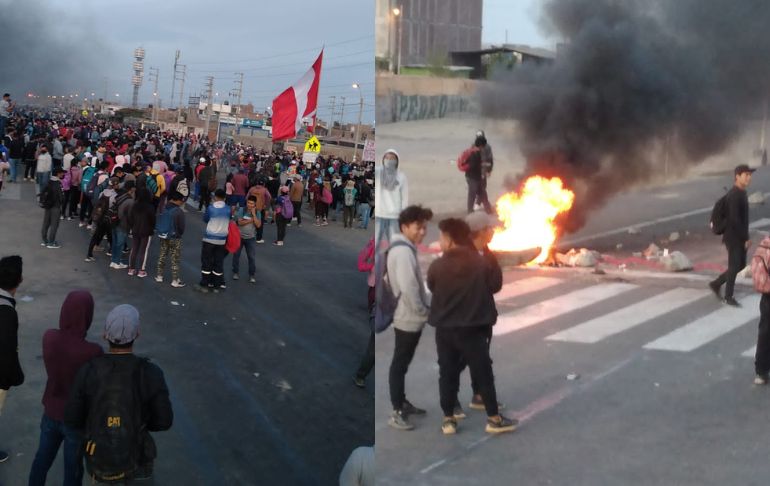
[754,374,769,385]
[137,271,148,278]
[287,223,291,227]
[708,281,721,299]
[105,250,112,257]
[110,263,128,270]
[84,256,96,262]
[171,279,186,288]
[273,241,284,246]
[256,239,265,244]
[232,273,239,280]
[40,241,47,247]
[469,396,505,411]
[86,225,93,231]
[453,402,466,420]
[67,216,73,221]
[724,297,741,307]
[59,215,65,221]
[249,276,256,284]
[78,222,85,228]
[0,450,8,463]
[402,400,426,416]
[353,376,366,388]
[388,410,414,431]
[322,220,329,226]
[314,221,321,226]
[127,269,136,276]
[441,417,458,435]
[155,276,164,283]
[46,242,61,249]
[219,283,227,290]
[485,415,518,434]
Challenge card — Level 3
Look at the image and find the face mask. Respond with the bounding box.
[384,157,397,169]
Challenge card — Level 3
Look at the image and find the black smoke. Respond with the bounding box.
[480,0,770,233]
[0,0,111,101]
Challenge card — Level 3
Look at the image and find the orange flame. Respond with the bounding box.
[488,176,575,264]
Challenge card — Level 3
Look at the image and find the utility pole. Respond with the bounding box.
[177,65,186,123]
[352,85,364,162]
[170,50,180,108]
[204,76,214,140]
[339,96,346,127]
[230,72,244,134]
[148,67,159,123]
[328,96,336,127]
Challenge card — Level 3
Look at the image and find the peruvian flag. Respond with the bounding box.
[271,50,323,141]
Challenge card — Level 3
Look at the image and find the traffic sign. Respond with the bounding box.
[304,136,321,153]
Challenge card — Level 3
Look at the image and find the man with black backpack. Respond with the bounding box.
[709,164,755,306]
[64,304,173,483]
[39,167,66,249]
[85,177,118,265]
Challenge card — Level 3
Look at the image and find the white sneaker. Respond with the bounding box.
[155,276,163,283]
[109,263,128,270]
[78,222,85,228]
[171,279,186,288]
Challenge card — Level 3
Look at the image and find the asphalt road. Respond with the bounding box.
[375,167,770,485]
[0,180,374,485]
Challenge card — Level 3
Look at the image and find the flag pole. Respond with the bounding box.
[312,46,324,134]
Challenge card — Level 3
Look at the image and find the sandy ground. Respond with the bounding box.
[376,117,767,218]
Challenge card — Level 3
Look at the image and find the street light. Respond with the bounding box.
[352,83,364,163]
[392,5,403,74]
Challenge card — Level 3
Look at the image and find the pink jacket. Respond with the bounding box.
[358,238,375,287]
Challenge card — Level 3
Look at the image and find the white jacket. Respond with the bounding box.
[36,153,52,173]
[374,166,408,220]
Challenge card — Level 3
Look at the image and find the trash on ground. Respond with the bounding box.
[661,251,693,272]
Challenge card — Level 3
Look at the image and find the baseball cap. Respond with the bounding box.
[465,211,501,232]
[735,164,756,175]
[104,304,140,345]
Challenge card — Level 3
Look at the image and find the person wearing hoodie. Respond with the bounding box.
[85,177,119,264]
[386,206,432,431]
[40,167,66,249]
[0,256,24,464]
[199,189,230,291]
[35,145,53,196]
[465,132,494,214]
[67,160,82,220]
[127,187,157,278]
[375,149,408,253]
[28,290,103,485]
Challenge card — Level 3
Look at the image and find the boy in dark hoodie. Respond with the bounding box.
[0,255,24,464]
[28,290,103,485]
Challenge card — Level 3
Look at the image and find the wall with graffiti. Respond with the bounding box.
[376,74,481,123]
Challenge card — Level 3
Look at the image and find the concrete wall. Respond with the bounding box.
[376,74,481,123]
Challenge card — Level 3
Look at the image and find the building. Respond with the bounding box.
[375,0,483,69]
[451,44,556,79]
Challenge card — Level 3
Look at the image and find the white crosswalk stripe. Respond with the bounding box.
[495,276,564,302]
[546,287,710,344]
[493,282,638,336]
[643,294,761,352]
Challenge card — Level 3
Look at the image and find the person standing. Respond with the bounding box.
[197,160,215,211]
[289,174,304,226]
[107,181,135,267]
[28,290,103,486]
[247,179,272,243]
[154,193,187,288]
[357,178,373,230]
[342,179,358,229]
[64,304,173,482]
[427,218,517,435]
[464,132,493,214]
[0,94,13,136]
[4,128,23,183]
[386,206,433,431]
[127,187,157,277]
[274,186,291,246]
[375,149,408,252]
[709,165,755,306]
[35,144,53,196]
[40,167,66,248]
[0,255,24,464]
[199,189,230,291]
[232,195,261,283]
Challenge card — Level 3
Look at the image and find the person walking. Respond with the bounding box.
[427,218,517,435]
[0,255,24,464]
[127,187,156,277]
[155,193,187,288]
[386,206,433,431]
[199,189,230,291]
[28,290,103,486]
[86,177,119,264]
[274,186,291,246]
[709,164,755,306]
[64,304,173,482]
[232,195,261,283]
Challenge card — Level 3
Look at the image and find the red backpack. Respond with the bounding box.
[751,236,770,293]
[225,221,241,254]
[456,146,478,172]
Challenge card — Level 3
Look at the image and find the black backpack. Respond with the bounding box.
[710,193,728,235]
[83,356,147,483]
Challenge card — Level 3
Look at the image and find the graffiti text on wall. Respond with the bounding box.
[393,93,474,122]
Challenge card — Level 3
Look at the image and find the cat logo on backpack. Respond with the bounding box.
[107,416,121,428]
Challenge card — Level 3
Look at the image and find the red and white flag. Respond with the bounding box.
[271,50,323,141]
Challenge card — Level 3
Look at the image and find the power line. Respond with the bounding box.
[187,49,373,74]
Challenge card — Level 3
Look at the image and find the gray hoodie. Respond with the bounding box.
[386,234,430,332]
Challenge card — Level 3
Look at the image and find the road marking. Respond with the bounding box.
[743,345,756,358]
[750,218,770,230]
[493,283,638,336]
[546,287,710,343]
[495,276,564,302]
[561,206,712,246]
[643,294,761,352]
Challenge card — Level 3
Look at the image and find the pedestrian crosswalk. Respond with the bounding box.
[493,275,760,357]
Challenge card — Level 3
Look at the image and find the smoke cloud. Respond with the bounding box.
[480,0,770,233]
[0,0,111,100]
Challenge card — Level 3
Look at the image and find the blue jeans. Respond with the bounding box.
[111,228,128,264]
[28,414,84,486]
[357,203,371,229]
[35,171,50,195]
[8,158,19,182]
[232,237,257,276]
[375,217,400,255]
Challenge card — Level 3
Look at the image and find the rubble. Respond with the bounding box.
[556,248,600,267]
[643,243,661,259]
[661,251,693,272]
[669,231,680,242]
[749,191,765,204]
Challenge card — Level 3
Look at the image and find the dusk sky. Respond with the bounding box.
[0,0,375,124]
[483,0,555,49]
